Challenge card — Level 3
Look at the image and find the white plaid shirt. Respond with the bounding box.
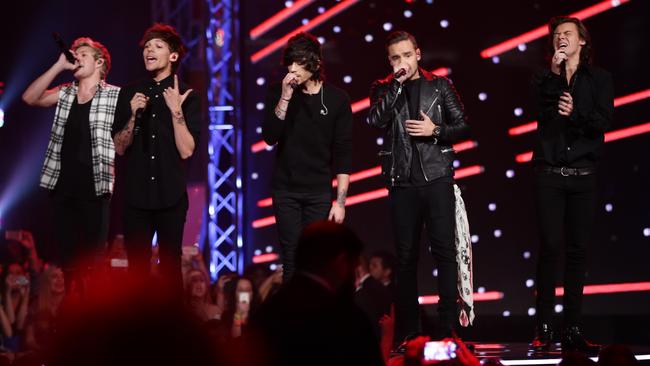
[40,80,120,196]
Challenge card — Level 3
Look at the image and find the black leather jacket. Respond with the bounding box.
[368,68,470,186]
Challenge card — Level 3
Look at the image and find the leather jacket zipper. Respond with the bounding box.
[390,84,403,186]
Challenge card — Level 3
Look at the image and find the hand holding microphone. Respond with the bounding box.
[393,65,408,84]
[52,33,79,71]
[551,44,568,75]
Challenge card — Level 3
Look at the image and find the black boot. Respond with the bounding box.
[530,323,554,351]
[561,326,601,354]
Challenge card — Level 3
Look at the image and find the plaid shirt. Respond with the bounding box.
[40,80,120,196]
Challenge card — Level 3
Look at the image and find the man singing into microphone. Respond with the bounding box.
[262,32,352,282]
[22,37,119,285]
[112,23,200,291]
[368,31,470,344]
[530,17,612,354]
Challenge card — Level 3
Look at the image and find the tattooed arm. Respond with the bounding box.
[328,174,350,223]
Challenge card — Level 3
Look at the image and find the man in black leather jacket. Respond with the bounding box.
[368,31,469,343]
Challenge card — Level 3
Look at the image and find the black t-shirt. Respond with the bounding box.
[55,98,96,199]
[112,74,201,209]
[262,82,353,193]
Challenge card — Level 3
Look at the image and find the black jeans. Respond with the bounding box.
[534,171,597,327]
[51,192,110,277]
[124,193,188,294]
[272,189,331,281]
[389,181,457,340]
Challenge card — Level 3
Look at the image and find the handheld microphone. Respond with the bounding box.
[52,33,76,64]
[394,68,407,79]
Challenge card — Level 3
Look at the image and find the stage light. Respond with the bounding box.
[528,308,536,316]
[251,172,259,180]
[250,0,313,40]
[502,310,511,317]
[494,229,502,238]
[270,263,278,270]
[256,102,264,110]
[404,10,413,18]
[256,77,265,85]
[285,1,293,7]
[523,251,531,259]
[440,19,449,28]
[644,228,650,237]
[492,56,500,64]
[364,34,374,42]
[555,304,563,313]
[514,107,523,117]
[343,75,352,83]
[256,127,262,134]
[453,160,460,168]
[376,137,383,145]
[265,145,274,151]
[265,245,273,253]
[478,287,485,293]
[506,169,515,178]
[605,203,613,212]
[254,249,262,256]
[301,18,309,25]
[318,6,325,13]
[518,43,527,52]
[432,269,438,277]
[0,108,4,128]
[333,25,341,33]
[383,22,393,31]
[471,235,479,244]
[478,92,487,101]
[488,203,497,211]
[526,279,534,288]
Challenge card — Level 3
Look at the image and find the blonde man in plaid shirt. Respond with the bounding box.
[22,37,119,285]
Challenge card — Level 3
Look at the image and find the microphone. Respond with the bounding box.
[52,33,76,64]
[394,68,407,79]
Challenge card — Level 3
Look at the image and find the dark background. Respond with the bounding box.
[0,0,648,340]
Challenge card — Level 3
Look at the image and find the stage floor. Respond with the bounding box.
[468,342,650,365]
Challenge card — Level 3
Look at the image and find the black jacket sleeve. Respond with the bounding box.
[368,78,401,129]
[438,77,470,142]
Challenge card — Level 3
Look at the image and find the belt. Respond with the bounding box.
[535,165,596,177]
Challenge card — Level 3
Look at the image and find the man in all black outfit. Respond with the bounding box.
[262,32,352,281]
[530,17,612,354]
[368,31,470,342]
[112,24,200,291]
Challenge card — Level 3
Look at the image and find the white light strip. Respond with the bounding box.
[500,355,650,365]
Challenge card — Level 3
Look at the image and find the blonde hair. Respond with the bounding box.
[71,37,111,79]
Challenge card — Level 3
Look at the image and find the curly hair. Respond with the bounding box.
[282,32,324,82]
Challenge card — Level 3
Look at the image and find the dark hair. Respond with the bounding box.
[140,23,187,71]
[369,250,397,272]
[385,30,418,50]
[547,17,592,66]
[282,32,324,82]
[295,221,363,273]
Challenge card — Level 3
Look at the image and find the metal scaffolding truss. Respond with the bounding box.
[204,0,242,278]
[150,0,204,70]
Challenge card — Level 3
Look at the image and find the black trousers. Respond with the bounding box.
[272,189,331,281]
[51,193,110,284]
[534,171,597,327]
[389,181,457,341]
[124,193,188,294]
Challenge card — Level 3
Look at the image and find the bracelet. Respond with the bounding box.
[281,97,290,102]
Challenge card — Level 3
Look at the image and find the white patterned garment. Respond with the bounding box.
[40,80,120,196]
[454,184,475,326]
